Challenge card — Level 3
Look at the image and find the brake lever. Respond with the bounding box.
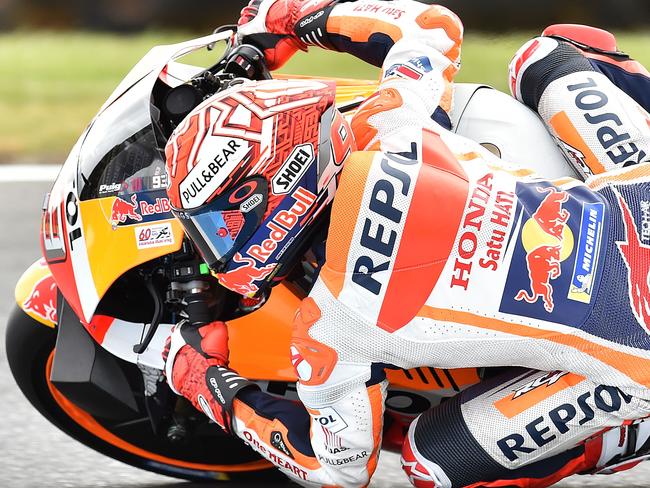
[208,24,238,52]
[133,272,163,354]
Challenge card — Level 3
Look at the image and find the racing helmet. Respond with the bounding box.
[165,78,355,296]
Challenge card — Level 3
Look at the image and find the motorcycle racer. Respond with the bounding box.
[163,0,650,486]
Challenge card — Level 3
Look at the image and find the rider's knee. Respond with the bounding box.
[509,35,594,111]
[401,396,506,487]
[401,418,451,488]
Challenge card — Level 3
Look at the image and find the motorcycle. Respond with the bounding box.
[6,28,580,483]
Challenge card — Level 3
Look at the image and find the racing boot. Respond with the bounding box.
[584,418,650,475]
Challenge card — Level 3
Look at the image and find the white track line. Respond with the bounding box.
[0,165,62,182]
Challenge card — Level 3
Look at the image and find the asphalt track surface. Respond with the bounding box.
[1,169,649,488]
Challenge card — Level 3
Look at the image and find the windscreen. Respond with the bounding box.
[77,75,165,200]
[74,30,234,201]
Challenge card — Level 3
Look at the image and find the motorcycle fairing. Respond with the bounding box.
[39,29,381,328]
[50,295,139,419]
[15,259,57,328]
[40,32,234,325]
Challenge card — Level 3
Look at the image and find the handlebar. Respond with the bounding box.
[222,44,271,81]
[161,41,271,128]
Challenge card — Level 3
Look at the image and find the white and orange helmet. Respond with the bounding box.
[165,79,354,296]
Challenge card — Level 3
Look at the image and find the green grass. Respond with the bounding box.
[0,30,648,162]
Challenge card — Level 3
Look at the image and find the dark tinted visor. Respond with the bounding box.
[173,177,268,268]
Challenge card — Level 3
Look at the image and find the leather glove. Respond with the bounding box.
[237,0,334,70]
[163,321,257,433]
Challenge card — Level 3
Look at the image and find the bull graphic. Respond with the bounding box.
[515,245,562,313]
[111,194,142,226]
[23,276,58,323]
[533,186,570,239]
[216,253,275,296]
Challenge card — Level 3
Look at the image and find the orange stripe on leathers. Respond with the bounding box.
[377,130,468,332]
[418,306,650,388]
[327,16,402,44]
[493,373,586,419]
[587,160,650,191]
[549,110,606,174]
[351,88,404,151]
[415,5,463,64]
[319,152,374,299]
[365,383,385,482]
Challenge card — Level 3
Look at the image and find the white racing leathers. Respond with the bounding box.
[224,2,650,487]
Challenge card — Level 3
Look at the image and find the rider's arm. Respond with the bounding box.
[238,0,462,125]
[165,320,380,487]
[293,0,464,150]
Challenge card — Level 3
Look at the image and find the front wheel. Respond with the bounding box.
[5,304,285,483]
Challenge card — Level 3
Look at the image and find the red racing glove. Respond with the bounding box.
[163,321,257,433]
[237,0,334,70]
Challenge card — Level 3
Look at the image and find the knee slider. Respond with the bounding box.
[401,417,451,488]
[509,36,595,110]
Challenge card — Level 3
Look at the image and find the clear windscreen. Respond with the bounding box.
[72,31,234,201]
[78,79,165,200]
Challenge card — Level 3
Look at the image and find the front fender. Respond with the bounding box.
[14,259,57,328]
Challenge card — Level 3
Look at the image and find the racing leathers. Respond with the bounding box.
[164,1,650,486]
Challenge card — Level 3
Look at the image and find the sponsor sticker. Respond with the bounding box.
[135,222,174,249]
[270,431,294,458]
[247,187,316,262]
[99,182,121,194]
[272,144,314,195]
[313,407,348,434]
[567,202,604,304]
[110,193,173,227]
[23,275,58,323]
[240,193,263,213]
[179,137,250,208]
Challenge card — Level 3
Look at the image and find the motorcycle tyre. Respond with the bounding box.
[5,304,286,484]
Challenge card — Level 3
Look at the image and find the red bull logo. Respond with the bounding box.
[515,245,561,312]
[23,275,58,323]
[616,196,650,332]
[532,186,570,239]
[216,253,275,296]
[110,194,142,226]
[516,185,574,313]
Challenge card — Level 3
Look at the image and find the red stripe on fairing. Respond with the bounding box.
[87,315,115,344]
[43,201,84,328]
[376,129,468,332]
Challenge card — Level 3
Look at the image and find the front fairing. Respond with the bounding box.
[40,32,234,325]
[38,30,379,373]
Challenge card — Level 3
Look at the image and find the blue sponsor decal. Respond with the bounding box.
[110,190,173,227]
[411,56,434,73]
[567,202,605,304]
[499,182,607,327]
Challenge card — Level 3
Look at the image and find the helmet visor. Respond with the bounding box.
[173,177,268,268]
